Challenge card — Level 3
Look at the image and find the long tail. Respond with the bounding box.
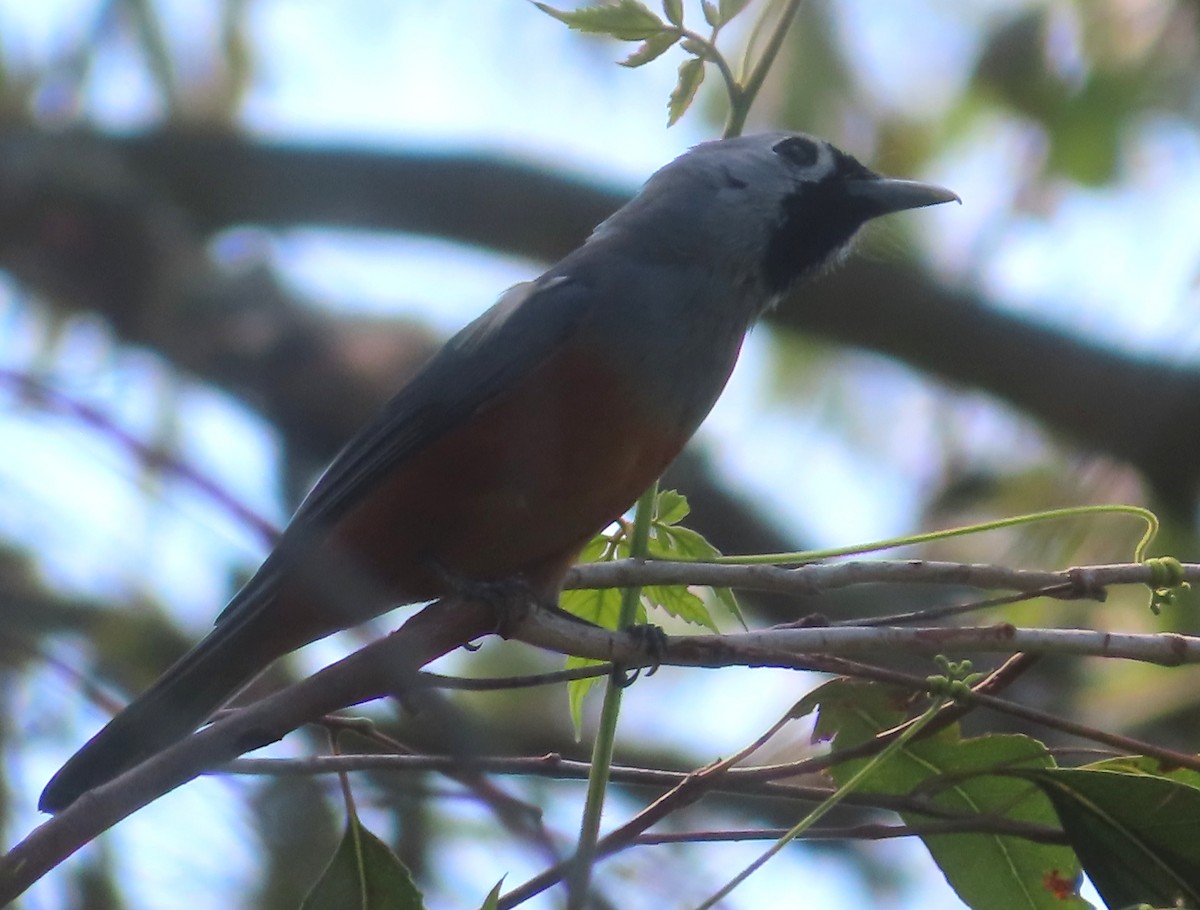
[39,589,291,813]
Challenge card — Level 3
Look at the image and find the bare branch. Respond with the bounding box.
[5,557,1197,903]
[567,557,1194,598]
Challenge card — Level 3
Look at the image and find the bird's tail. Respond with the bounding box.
[38,591,287,814]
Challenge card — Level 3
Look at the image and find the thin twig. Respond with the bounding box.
[0,368,278,544]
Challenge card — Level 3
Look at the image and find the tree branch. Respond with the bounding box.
[5,556,1198,903]
[3,129,1198,507]
[567,557,1192,599]
[0,597,496,905]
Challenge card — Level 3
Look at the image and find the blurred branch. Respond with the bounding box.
[1,129,1195,513]
[0,368,279,545]
[113,130,626,256]
[0,595,498,905]
[792,260,1200,511]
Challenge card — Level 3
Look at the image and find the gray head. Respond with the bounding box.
[591,131,958,307]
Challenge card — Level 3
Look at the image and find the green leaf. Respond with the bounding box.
[533,0,664,41]
[667,56,704,125]
[477,879,505,910]
[815,680,1089,910]
[649,523,711,559]
[717,0,752,25]
[302,817,425,910]
[561,584,624,630]
[576,529,622,565]
[1021,767,1200,910]
[661,0,683,27]
[1083,754,1200,791]
[643,584,716,630]
[712,584,745,628]
[562,586,624,736]
[701,0,720,28]
[653,488,691,526]
[566,653,606,737]
[647,514,744,627]
[620,29,679,68]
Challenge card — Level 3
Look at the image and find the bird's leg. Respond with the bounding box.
[427,560,549,637]
[427,561,667,677]
[613,624,667,687]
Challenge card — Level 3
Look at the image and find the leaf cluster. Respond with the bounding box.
[533,0,751,125]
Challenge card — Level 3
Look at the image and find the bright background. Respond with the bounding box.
[3,1,1199,908]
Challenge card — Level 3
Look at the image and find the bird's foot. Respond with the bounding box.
[429,561,546,637]
[613,623,667,687]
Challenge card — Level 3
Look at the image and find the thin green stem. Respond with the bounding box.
[566,481,659,908]
[679,27,741,113]
[693,695,949,910]
[709,504,1160,566]
[724,0,806,138]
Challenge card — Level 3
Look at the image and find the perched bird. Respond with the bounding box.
[40,132,958,812]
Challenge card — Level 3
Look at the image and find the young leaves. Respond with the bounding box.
[532,0,752,125]
[560,489,739,732]
[561,488,736,633]
[533,0,664,40]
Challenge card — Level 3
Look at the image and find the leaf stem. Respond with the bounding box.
[679,27,741,110]
[693,694,948,909]
[724,0,806,138]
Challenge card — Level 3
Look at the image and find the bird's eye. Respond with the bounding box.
[772,136,819,168]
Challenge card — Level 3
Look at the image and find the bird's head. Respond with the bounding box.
[596,131,958,309]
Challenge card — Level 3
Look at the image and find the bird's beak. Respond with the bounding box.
[846,176,961,216]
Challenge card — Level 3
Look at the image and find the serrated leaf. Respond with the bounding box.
[533,0,664,41]
[620,29,679,67]
[653,488,690,526]
[815,680,1089,910]
[643,584,716,630]
[651,523,718,560]
[701,0,720,27]
[717,0,752,26]
[302,817,425,910]
[661,0,683,26]
[667,56,704,126]
[646,513,744,627]
[1021,767,1200,910]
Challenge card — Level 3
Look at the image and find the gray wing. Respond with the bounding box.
[215,270,598,622]
[290,276,590,535]
[294,272,596,529]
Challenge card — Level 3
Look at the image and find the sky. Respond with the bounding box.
[1,0,1193,907]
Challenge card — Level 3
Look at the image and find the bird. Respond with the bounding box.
[39,132,958,812]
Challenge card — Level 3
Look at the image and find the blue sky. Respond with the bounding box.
[2,1,1190,907]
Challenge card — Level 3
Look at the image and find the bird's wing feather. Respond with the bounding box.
[292,274,591,527]
[216,272,597,622]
